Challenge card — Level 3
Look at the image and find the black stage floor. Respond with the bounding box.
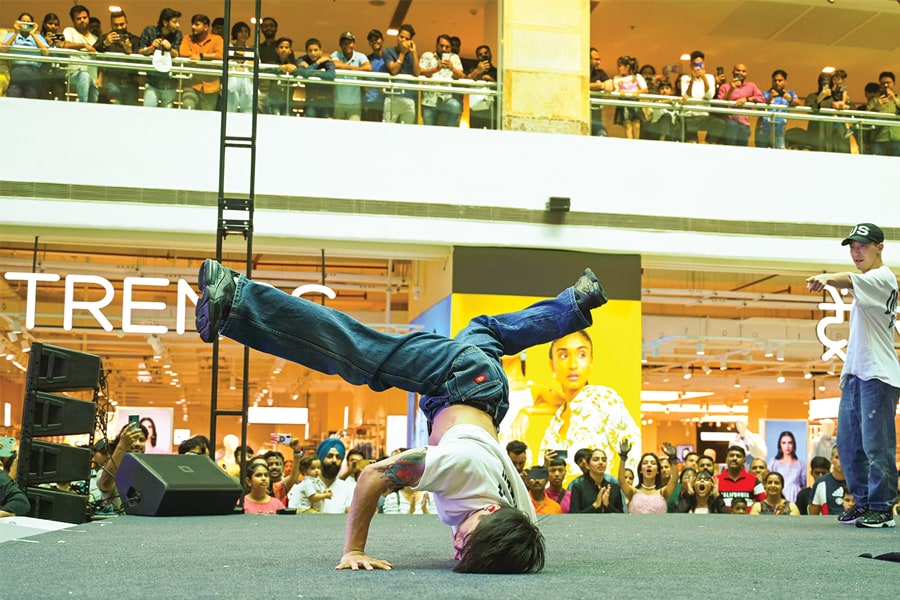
[1,512,897,599]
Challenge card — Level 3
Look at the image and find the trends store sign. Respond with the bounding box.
[3,272,336,335]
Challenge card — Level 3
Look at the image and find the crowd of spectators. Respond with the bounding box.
[506,440,900,519]
[2,430,898,524]
[589,48,900,155]
[0,6,498,127]
[1,6,896,150]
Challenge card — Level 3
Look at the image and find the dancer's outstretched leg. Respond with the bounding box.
[197,259,473,396]
[455,268,606,361]
[196,260,607,401]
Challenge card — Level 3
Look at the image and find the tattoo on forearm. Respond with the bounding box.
[377,448,426,489]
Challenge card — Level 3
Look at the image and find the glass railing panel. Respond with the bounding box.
[0,48,500,128]
[590,92,899,156]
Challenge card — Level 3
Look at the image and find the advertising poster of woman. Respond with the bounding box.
[450,288,642,478]
[765,419,808,503]
[114,407,174,454]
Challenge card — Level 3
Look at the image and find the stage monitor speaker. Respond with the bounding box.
[115,454,242,516]
[30,392,96,437]
[32,343,102,391]
[25,487,89,524]
[26,441,91,484]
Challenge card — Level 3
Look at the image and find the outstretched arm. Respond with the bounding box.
[336,447,427,571]
[806,272,853,292]
[617,439,634,500]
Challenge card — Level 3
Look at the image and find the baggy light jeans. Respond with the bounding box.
[838,375,900,511]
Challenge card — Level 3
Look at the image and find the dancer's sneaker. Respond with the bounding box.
[573,268,608,315]
[855,509,895,529]
[196,259,239,343]
[837,502,868,525]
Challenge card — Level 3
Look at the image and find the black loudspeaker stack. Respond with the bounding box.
[17,343,101,524]
[114,453,242,516]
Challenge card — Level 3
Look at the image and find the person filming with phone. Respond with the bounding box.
[867,71,900,156]
[93,9,140,105]
[418,33,465,127]
[96,420,148,507]
[715,62,765,146]
[1,12,51,99]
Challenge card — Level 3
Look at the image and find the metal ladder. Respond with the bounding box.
[208,0,263,495]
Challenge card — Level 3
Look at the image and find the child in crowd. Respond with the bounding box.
[243,462,284,515]
[730,498,749,514]
[544,455,571,513]
[290,455,332,513]
[611,55,648,139]
[842,489,856,514]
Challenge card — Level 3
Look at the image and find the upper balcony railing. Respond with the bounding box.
[591,92,900,156]
[2,47,898,157]
[0,46,500,128]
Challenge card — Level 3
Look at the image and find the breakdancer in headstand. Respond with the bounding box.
[196,259,607,572]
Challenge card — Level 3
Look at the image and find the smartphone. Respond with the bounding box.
[441,53,450,62]
[554,449,568,461]
[270,433,292,445]
[128,414,141,429]
[17,21,36,32]
[526,466,548,480]
[716,66,724,76]
[0,437,15,458]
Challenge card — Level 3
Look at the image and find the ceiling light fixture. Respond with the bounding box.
[763,343,773,358]
[719,357,727,370]
[776,347,784,361]
[703,363,712,375]
[776,371,785,384]
[695,341,704,356]
[733,377,741,388]
[803,369,812,380]
[683,366,692,380]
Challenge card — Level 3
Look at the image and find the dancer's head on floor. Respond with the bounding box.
[453,504,545,574]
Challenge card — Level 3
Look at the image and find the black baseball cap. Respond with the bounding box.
[841,223,884,246]
[339,31,355,42]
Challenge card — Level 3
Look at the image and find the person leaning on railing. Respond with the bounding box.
[136,7,183,109]
[61,4,99,103]
[867,71,900,157]
[178,14,224,111]
[805,70,852,154]
[466,44,497,130]
[93,10,141,105]
[1,12,50,99]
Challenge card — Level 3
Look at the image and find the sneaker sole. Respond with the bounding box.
[856,519,896,529]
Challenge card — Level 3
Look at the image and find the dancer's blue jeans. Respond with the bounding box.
[220,277,592,429]
[838,375,899,511]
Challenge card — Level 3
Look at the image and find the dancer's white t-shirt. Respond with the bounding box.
[413,424,536,532]
[843,265,900,388]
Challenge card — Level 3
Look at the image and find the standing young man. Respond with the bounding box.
[62,4,98,102]
[196,259,607,571]
[807,223,900,528]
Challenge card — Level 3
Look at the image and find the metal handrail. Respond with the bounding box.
[590,92,900,130]
[0,47,499,96]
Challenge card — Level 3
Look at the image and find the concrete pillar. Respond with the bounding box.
[501,0,590,135]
